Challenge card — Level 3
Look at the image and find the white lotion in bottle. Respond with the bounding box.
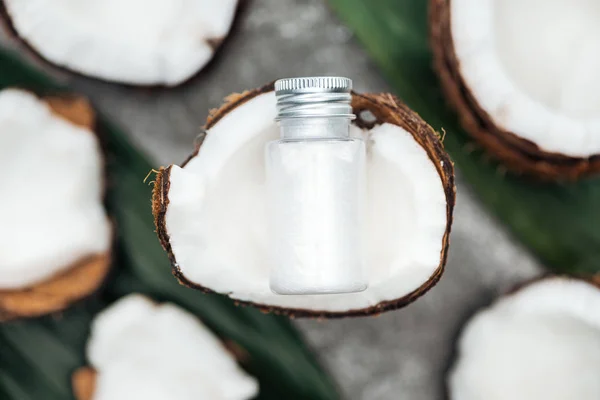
[266,77,367,295]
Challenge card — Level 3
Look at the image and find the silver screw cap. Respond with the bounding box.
[274,77,356,120]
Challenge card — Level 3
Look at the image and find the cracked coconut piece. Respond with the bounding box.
[152,84,455,318]
[2,0,239,86]
[431,0,600,179]
[0,89,111,321]
[449,276,600,400]
[73,294,258,400]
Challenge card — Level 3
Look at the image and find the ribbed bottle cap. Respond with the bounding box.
[274,77,355,120]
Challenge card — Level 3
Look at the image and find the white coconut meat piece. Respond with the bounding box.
[0,89,110,289]
[3,0,238,86]
[163,91,449,312]
[451,0,600,157]
[449,277,600,400]
[86,294,258,400]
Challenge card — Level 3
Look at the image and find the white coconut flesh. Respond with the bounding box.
[86,294,258,400]
[451,0,600,157]
[164,91,448,312]
[0,89,110,289]
[449,278,600,400]
[3,0,238,86]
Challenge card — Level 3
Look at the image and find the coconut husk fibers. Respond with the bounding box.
[0,94,111,322]
[430,0,600,180]
[152,83,456,318]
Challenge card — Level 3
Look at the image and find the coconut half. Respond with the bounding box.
[431,0,600,179]
[1,0,239,86]
[0,89,111,321]
[449,277,600,400]
[152,85,455,318]
[72,294,258,400]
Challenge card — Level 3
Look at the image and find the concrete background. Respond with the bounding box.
[1,1,543,399]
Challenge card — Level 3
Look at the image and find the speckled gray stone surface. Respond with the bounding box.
[1,1,543,399]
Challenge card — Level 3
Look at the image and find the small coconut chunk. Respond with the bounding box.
[153,88,455,317]
[449,277,600,400]
[0,89,110,290]
[83,294,258,400]
[3,0,238,86]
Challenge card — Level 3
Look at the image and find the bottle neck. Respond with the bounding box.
[278,117,351,140]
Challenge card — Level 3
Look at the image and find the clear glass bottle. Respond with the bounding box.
[266,77,367,295]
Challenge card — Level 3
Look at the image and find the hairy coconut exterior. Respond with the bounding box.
[0,94,112,322]
[0,0,243,88]
[430,0,600,180]
[152,83,456,318]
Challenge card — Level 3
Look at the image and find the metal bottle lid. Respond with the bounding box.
[274,77,355,120]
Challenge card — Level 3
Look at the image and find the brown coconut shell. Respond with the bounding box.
[0,0,244,88]
[72,367,97,400]
[430,0,600,180]
[151,84,456,318]
[0,94,112,322]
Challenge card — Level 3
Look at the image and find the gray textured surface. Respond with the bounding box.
[1,1,543,399]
